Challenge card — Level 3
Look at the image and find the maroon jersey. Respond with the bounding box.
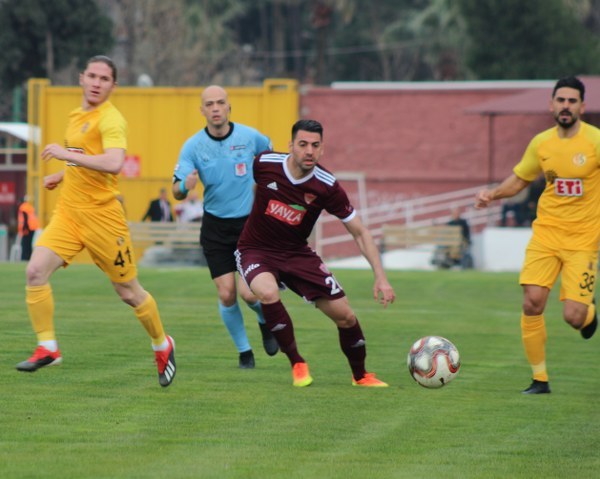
[238,152,356,251]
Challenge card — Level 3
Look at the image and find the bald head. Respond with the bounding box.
[201,85,231,134]
[202,85,228,102]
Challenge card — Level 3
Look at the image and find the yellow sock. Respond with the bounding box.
[521,313,548,382]
[134,293,166,346]
[26,284,56,342]
[581,302,596,329]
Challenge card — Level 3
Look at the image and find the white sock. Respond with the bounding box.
[39,340,58,352]
[152,338,169,352]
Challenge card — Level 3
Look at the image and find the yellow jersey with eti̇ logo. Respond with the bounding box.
[514,121,600,251]
[59,101,127,209]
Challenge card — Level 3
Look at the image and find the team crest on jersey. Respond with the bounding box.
[80,122,90,133]
[235,163,247,176]
[572,153,586,166]
[304,193,316,204]
[554,178,583,196]
[265,200,306,225]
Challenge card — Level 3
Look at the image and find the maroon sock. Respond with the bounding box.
[338,321,367,380]
[261,301,304,365]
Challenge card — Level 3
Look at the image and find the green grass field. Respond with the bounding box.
[1,263,599,479]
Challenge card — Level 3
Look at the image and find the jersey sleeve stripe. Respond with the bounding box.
[259,153,286,163]
[314,167,336,186]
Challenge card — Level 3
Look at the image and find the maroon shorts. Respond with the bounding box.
[235,246,346,302]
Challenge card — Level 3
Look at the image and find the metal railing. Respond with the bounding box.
[313,184,501,258]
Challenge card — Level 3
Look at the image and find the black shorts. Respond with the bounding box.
[200,211,249,279]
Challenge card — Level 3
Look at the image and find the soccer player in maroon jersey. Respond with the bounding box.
[236,119,395,387]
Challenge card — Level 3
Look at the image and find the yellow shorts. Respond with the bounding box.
[37,200,138,283]
[520,237,597,304]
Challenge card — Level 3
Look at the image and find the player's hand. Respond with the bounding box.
[475,189,493,209]
[42,143,70,162]
[44,172,64,190]
[374,279,395,308]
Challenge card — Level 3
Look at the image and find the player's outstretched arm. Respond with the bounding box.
[41,144,125,174]
[475,174,530,209]
[343,216,396,307]
[373,277,395,308]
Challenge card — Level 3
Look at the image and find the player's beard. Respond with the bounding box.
[554,110,577,129]
[301,158,316,172]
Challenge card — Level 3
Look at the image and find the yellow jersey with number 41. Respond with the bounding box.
[513,121,600,250]
[59,101,127,209]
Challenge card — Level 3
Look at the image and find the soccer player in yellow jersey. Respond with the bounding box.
[15,55,176,388]
[475,76,599,394]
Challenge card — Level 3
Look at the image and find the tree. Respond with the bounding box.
[458,0,600,79]
[0,0,113,89]
[183,0,247,84]
[98,0,250,86]
[407,0,471,80]
[327,0,434,82]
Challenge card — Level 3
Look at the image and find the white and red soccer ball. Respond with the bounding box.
[407,336,461,388]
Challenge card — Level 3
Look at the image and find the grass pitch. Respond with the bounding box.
[1,263,599,478]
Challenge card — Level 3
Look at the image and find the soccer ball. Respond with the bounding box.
[407,336,460,388]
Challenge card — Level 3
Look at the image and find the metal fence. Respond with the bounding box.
[313,184,501,258]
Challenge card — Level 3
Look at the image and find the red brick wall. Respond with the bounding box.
[300,86,552,203]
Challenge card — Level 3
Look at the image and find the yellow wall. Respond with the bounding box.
[27,79,299,226]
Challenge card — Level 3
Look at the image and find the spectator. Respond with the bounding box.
[142,188,173,222]
[448,207,471,246]
[178,190,203,223]
[17,196,39,261]
[500,186,529,226]
[432,208,473,269]
[525,175,546,224]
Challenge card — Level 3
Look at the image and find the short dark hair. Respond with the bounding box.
[85,55,117,82]
[552,76,585,101]
[291,119,323,140]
